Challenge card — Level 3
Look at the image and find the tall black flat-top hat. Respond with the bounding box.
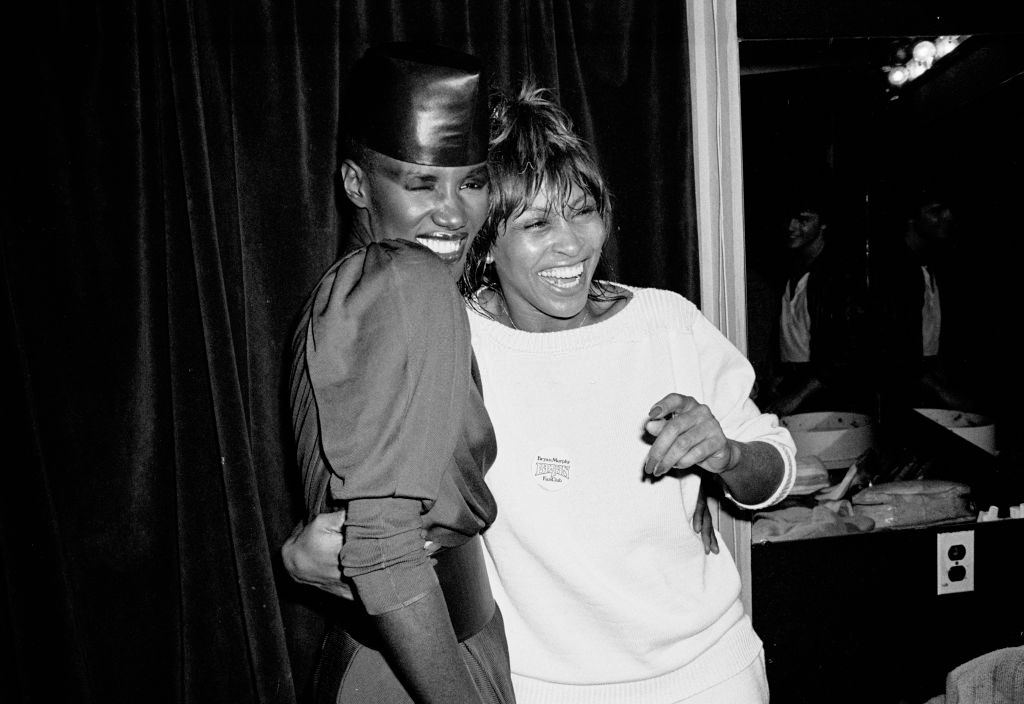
[345,42,489,167]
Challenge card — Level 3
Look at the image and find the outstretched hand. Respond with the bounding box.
[281,511,353,599]
[644,393,734,477]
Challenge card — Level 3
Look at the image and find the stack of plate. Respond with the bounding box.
[781,411,876,470]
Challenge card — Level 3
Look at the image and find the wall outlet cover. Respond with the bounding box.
[937,529,975,595]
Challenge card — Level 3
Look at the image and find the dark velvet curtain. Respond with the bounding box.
[1,1,696,702]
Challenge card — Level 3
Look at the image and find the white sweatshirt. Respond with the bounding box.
[468,285,796,704]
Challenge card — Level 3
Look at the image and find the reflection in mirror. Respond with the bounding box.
[740,33,1024,540]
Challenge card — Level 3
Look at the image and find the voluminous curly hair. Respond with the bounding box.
[460,82,617,298]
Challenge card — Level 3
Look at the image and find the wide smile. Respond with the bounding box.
[538,262,586,291]
[415,233,468,263]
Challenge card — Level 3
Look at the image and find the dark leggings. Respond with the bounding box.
[313,605,515,704]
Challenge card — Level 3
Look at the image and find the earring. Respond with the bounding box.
[485,252,495,265]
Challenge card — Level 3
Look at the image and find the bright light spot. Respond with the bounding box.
[913,40,937,62]
[888,66,910,86]
[935,36,961,59]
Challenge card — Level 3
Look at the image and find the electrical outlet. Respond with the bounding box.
[936,530,975,595]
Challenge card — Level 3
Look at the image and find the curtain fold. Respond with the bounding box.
[1,2,696,702]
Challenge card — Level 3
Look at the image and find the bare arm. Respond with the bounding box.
[711,439,786,506]
[281,512,485,701]
[343,496,485,704]
[371,586,484,703]
[645,393,785,506]
[284,518,486,703]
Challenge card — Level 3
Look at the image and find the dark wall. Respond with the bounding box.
[752,518,1024,703]
[738,4,1024,701]
[1,2,703,702]
[737,0,1024,41]
[738,5,1024,434]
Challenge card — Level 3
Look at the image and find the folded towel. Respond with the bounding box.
[752,501,875,542]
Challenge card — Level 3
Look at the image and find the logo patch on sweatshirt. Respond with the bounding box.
[533,449,572,491]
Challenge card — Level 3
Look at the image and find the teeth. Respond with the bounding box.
[416,236,462,255]
[539,263,584,289]
[539,263,584,279]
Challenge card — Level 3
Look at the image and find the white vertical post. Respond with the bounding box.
[686,0,754,616]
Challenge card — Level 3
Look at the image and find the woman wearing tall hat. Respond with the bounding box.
[287,43,515,703]
[289,78,794,702]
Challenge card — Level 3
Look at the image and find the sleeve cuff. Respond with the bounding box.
[349,558,439,616]
[724,439,797,511]
[340,497,438,615]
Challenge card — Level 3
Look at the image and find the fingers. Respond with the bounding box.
[283,516,344,579]
[701,514,719,555]
[281,528,308,579]
[643,397,728,476]
[660,436,724,476]
[313,509,347,533]
[646,393,688,422]
[644,395,697,476]
[692,481,719,555]
[692,490,706,534]
[281,512,355,600]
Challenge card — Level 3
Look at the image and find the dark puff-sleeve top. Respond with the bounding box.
[289,240,498,615]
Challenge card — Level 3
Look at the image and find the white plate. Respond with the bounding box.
[914,408,997,455]
[781,412,876,470]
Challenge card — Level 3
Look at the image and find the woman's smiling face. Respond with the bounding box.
[351,150,490,279]
[490,184,606,332]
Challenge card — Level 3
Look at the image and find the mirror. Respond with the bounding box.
[738,22,1024,537]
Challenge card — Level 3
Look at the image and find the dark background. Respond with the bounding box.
[3,1,1022,702]
[738,1,1024,444]
[1,2,698,702]
[738,2,1024,702]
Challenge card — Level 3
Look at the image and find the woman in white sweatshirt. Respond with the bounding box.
[282,82,795,703]
[459,84,796,704]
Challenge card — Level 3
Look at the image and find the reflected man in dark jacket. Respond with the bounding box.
[759,192,872,417]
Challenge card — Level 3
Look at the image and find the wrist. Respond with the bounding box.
[724,439,742,472]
